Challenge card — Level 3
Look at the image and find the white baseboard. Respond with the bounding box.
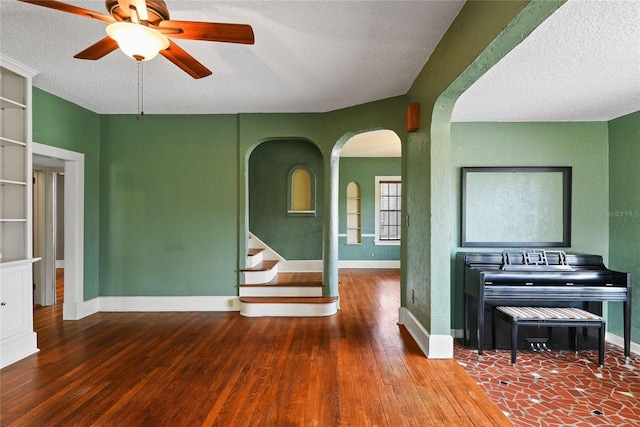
[55,260,64,269]
[98,296,241,312]
[606,332,640,356]
[338,260,400,269]
[0,332,39,369]
[398,307,453,359]
[64,298,99,320]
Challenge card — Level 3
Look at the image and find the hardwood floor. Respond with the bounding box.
[1,269,510,426]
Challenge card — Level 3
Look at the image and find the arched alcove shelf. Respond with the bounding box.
[287,165,316,216]
[346,181,361,244]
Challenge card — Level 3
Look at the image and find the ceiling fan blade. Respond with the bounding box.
[73,37,119,60]
[16,0,115,24]
[160,41,212,79]
[158,20,254,44]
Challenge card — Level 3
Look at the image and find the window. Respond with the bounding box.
[287,165,316,215]
[375,176,401,244]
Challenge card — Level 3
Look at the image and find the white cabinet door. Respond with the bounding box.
[0,266,28,339]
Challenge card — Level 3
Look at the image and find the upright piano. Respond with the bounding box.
[462,249,632,361]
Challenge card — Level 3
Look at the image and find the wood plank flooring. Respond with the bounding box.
[1,269,510,426]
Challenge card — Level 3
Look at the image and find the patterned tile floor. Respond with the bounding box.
[455,342,640,426]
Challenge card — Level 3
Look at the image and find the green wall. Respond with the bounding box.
[33,94,407,299]
[608,110,640,342]
[338,157,401,260]
[249,139,323,260]
[449,121,610,329]
[99,114,239,296]
[32,88,101,300]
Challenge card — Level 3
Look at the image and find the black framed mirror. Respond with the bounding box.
[461,166,572,247]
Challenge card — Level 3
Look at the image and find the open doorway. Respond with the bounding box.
[338,129,402,269]
[32,163,64,307]
[32,143,85,320]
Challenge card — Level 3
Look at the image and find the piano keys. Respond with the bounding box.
[462,249,632,362]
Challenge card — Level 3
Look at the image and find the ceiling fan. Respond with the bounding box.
[17,0,255,79]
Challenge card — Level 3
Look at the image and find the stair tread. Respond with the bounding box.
[239,281,324,288]
[247,248,264,256]
[239,296,338,304]
[241,260,278,272]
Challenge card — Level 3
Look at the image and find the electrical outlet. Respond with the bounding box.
[411,289,415,303]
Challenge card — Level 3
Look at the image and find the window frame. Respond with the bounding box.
[374,176,401,246]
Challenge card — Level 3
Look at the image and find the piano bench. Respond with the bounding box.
[495,306,606,366]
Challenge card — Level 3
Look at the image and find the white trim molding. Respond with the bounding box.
[98,296,241,312]
[338,260,400,269]
[32,142,85,321]
[606,332,640,357]
[74,298,100,320]
[398,307,453,359]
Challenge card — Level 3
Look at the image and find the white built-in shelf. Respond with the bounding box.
[346,182,362,244]
[0,179,26,186]
[0,55,39,368]
[0,136,26,147]
[0,96,26,110]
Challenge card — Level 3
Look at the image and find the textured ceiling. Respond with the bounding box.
[0,0,638,125]
[0,0,465,114]
[452,0,640,122]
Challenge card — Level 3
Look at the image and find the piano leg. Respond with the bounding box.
[599,320,606,367]
[624,298,631,363]
[477,296,485,361]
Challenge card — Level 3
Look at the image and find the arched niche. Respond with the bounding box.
[288,165,316,215]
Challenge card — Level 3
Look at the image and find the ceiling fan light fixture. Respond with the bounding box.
[106,22,169,61]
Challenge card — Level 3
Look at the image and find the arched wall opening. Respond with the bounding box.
[245,137,324,275]
[327,129,402,295]
[399,1,565,358]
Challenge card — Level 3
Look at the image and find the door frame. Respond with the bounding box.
[32,143,85,320]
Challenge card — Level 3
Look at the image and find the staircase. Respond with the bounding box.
[239,243,338,317]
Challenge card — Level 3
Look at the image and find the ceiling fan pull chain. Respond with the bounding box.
[136,59,144,120]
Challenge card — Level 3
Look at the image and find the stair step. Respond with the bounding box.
[241,260,279,285]
[246,248,265,269]
[240,296,338,304]
[240,281,323,288]
[239,281,323,297]
[239,296,339,317]
[241,260,278,272]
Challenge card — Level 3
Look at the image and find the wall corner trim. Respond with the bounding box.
[97,296,241,312]
[398,307,453,359]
